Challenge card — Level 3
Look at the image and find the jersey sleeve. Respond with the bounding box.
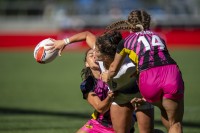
[116,39,125,54]
[80,76,95,99]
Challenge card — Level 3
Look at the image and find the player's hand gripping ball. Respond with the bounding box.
[34,38,58,64]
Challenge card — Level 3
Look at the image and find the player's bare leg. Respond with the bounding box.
[110,103,133,133]
[162,98,184,133]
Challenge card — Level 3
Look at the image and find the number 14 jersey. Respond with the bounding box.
[117,30,176,72]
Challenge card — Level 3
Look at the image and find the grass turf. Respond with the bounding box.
[0,48,200,133]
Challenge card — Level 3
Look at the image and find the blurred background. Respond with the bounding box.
[1,0,200,49]
[0,0,200,133]
[0,0,200,30]
[0,0,200,49]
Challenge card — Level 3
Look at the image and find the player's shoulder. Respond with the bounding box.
[116,39,125,53]
[125,32,137,38]
[80,76,96,91]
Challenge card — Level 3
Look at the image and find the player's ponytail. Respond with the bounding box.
[105,10,151,33]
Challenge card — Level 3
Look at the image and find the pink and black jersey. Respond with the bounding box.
[117,30,176,72]
[80,76,112,128]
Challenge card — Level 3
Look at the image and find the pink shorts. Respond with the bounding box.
[80,119,115,133]
[139,65,184,103]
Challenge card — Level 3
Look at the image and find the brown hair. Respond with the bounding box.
[95,31,122,69]
[96,31,122,59]
[81,49,93,80]
[106,10,151,32]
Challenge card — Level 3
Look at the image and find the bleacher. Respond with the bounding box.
[0,0,200,31]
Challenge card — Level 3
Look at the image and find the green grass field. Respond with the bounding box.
[0,48,200,133]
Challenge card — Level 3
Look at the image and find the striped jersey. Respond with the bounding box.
[80,76,112,128]
[117,30,176,72]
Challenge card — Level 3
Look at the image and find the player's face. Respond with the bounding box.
[86,49,99,70]
[93,45,104,61]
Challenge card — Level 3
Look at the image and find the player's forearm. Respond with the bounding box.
[65,31,96,48]
[95,96,113,114]
[107,63,118,81]
[107,53,124,81]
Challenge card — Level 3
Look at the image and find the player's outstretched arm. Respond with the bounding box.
[68,31,96,48]
[46,31,96,56]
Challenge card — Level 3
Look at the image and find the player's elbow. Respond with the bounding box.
[95,104,109,114]
[95,108,108,114]
[84,31,92,36]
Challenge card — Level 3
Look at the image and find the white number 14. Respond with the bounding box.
[138,35,165,51]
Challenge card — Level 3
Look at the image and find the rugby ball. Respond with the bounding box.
[34,38,58,64]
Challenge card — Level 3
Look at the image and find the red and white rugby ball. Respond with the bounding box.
[34,38,58,64]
